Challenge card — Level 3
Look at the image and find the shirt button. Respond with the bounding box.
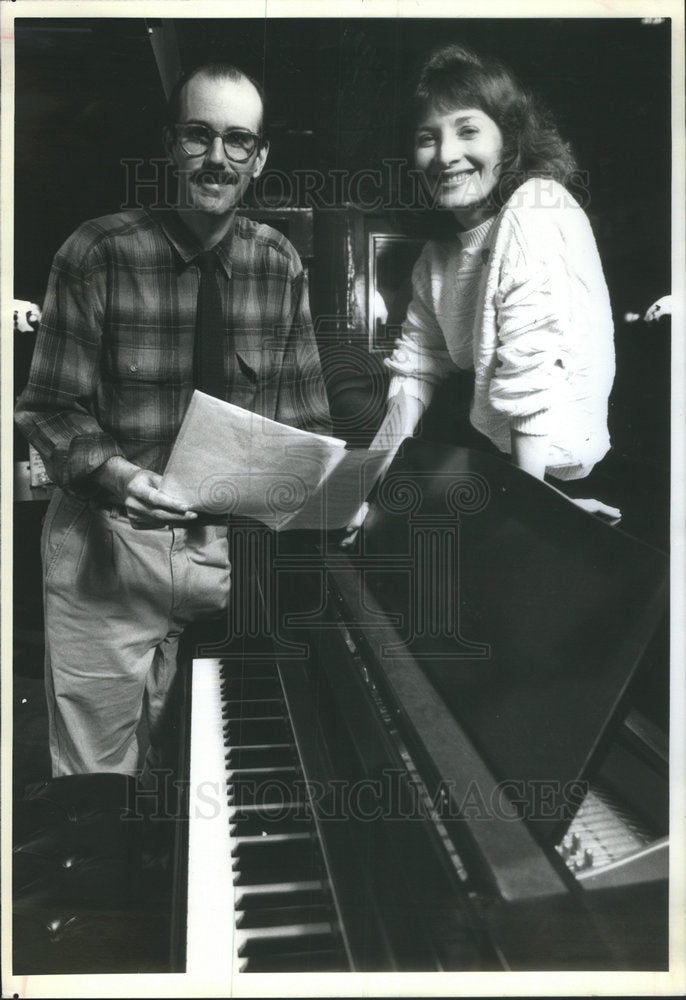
[129,363,139,373]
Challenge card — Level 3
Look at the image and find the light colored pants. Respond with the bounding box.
[41,489,231,776]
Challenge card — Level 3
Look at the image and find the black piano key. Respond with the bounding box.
[233,861,325,886]
[228,793,307,811]
[237,923,337,957]
[218,661,278,681]
[219,678,282,701]
[225,745,296,770]
[221,699,285,720]
[223,717,292,745]
[232,836,318,871]
[227,772,305,809]
[240,949,348,973]
[234,882,329,912]
[236,903,334,929]
[230,811,313,839]
[231,830,312,849]
[229,802,310,822]
[227,764,297,781]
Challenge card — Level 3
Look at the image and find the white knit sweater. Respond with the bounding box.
[386,178,616,480]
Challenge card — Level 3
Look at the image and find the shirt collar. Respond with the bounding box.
[149,208,236,277]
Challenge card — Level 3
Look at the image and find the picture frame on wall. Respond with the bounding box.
[367,231,424,352]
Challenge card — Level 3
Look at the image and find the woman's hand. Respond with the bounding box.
[339,502,370,549]
[509,432,622,524]
[568,497,622,524]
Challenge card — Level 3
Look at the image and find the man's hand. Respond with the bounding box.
[94,457,198,529]
[122,469,200,528]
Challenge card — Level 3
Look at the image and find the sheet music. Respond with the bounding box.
[160,391,392,530]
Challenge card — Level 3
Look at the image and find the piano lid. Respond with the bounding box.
[347,440,668,845]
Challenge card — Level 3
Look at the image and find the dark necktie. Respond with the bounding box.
[194,250,226,400]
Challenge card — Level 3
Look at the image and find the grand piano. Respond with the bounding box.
[171,440,669,976]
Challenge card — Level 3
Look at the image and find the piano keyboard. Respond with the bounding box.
[186,657,350,976]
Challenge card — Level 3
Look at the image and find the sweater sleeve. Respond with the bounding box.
[384,247,458,408]
[489,213,570,436]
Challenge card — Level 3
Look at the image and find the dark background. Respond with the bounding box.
[15,16,671,314]
[13,16,672,487]
[14,16,672,472]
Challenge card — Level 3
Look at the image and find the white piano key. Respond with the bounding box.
[186,658,237,981]
[185,658,343,980]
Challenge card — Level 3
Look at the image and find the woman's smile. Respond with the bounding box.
[414,105,503,226]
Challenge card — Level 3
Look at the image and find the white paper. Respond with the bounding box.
[161,391,391,530]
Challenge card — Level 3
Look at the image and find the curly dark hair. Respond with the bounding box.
[393,42,579,236]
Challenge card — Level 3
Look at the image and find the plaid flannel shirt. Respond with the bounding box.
[15,209,332,494]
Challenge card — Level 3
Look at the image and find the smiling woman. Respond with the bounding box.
[408,41,579,219]
[382,41,617,497]
[414,107,504,228]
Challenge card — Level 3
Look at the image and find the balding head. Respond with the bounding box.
[164,63,269,226]
[168,62,266,133]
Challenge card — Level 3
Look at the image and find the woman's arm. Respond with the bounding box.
[384,248,458,410]
[510,427,549,480]
[511,428,620,522]
[340,388,425,546]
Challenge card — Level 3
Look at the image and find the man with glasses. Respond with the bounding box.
[15,62,331,777]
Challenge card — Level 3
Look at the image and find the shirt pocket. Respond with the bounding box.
[233,346,282,385]
[106,343,181,385]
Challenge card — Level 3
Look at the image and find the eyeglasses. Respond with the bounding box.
[172,123,261,163]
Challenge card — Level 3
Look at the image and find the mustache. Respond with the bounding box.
[191,167,236,185]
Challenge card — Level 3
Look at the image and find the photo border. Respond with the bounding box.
[2,2,684,997]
